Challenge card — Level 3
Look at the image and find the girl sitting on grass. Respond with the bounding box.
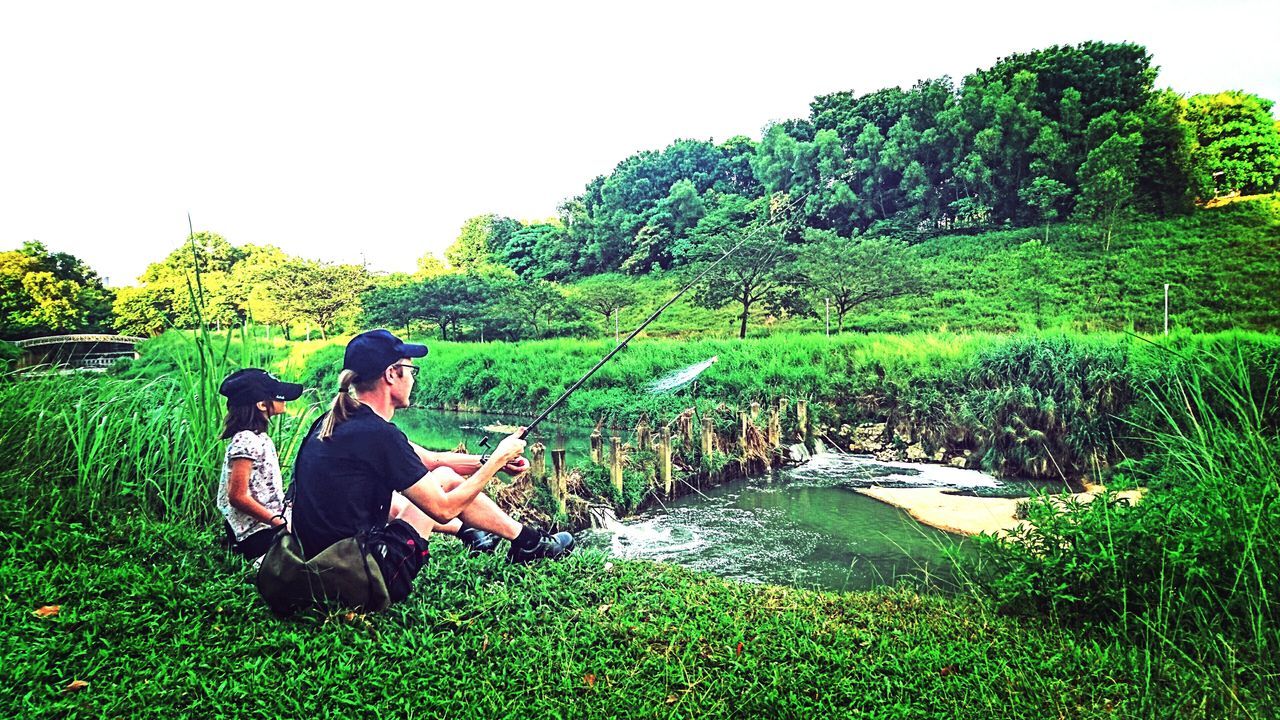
[217,368,304,559]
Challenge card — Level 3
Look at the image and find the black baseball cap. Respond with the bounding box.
[343,329,428,380]
[219,368,304,408]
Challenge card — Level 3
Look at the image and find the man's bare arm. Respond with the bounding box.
[410,440,529,475]
[402,432,526,521]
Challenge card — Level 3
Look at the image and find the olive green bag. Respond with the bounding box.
[255,531,391,615]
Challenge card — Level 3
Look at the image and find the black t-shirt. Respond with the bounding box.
[291,404,427,556]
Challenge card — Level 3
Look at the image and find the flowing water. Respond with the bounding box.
[579,452,1007,593]
[398,408,1023,593]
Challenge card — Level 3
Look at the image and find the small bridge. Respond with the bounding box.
[13,334,145,370]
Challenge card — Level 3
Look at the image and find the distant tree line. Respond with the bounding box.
[483,42,1277,285]
[0,241,114,339]
[4,41,1277,341]
[425,42,1278,337]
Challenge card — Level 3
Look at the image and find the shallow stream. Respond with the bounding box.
[399,408,1033,593]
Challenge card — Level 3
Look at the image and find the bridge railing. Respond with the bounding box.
[14,334,146,349]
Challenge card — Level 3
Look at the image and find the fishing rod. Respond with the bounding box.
[516,186,826,441]
[473,173,853,459]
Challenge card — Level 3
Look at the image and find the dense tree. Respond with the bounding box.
[501,280,570,340]
[1076,132,1142,252]
[359,275,419,337]
[674,196,798,339]
[222,244,291,330]
[139,232,243,284]
[111,285,169,337]
[1186,91,1280,196]
[1131,90,1202,213]
[795,230,924,332]
[0,241,114,338]
[262,260,370,339]
[572,274,635,337]
[562,139,756,276]
[1020,177,1071,242]
[407,273,488,341]
[445,215,501,270]
[124,232,246,330]
[415,252,448,279]
[498,222,573,280]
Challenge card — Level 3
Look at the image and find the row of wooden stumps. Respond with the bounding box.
[526,444,568,516]
[525,398,811,513]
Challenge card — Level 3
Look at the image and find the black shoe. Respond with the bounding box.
[507,531,575,564]
[457,527,501,555]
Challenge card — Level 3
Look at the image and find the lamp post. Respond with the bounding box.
[1164,283,1169,335]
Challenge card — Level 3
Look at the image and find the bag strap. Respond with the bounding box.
[354,529,384,610]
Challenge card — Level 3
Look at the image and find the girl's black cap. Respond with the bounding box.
[219,369,304,408]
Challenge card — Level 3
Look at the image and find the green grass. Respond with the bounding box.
[2,512,1252,719]
[4,333,1278,717]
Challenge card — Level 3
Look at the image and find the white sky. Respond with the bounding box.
[2,0,1276,287]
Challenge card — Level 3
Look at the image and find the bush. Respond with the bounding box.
[959,344,1280,692]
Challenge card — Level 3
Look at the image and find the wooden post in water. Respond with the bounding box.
[701,416,715,458]
[550,448,568,516]
[797,400,810,449]
[659,427,673,498]
[590,429,603,464]
[768,404,781,449]
[529,443,546,485]
[636,418,650,451]
[610,437,623,495]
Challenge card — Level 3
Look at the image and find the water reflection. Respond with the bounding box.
[396,407,594,466]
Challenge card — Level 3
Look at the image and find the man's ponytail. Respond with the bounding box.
[319,370,364,441]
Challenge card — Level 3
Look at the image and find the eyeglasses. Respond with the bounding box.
[391,364,420,377]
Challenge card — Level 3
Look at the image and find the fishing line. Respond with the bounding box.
[647,355,719,394]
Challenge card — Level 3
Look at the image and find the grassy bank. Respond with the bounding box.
[3,513,1264,719]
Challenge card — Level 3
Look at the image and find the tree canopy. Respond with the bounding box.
[0,242,114,338]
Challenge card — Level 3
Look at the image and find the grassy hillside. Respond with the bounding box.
[586,197,1279,339]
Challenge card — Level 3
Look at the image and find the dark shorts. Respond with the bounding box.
[365,519,430,604]
[225,521,284,560]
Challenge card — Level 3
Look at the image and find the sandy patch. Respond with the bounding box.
[857,486,1145,537]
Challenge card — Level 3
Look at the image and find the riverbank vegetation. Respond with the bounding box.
[285,328,1275,486]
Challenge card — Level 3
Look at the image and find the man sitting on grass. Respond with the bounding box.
[289,329,575,603]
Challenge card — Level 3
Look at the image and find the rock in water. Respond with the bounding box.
[788,443,811,463]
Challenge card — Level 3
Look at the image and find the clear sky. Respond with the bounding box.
[2,0,1276,287]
